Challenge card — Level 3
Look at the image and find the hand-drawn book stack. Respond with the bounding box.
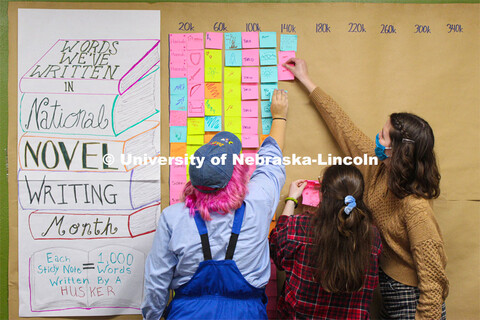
[29,246,145,311]
[19,39,161,136]
[18,39,161,239]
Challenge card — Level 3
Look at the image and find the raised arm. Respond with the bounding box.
[269,89,288,151]
[284,58,377,180]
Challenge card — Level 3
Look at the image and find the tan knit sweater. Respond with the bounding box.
[310,87,449,320]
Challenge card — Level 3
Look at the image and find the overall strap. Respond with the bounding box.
[194,212,212,260]
[225,203,246,260]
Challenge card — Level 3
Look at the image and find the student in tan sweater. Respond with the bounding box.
[284,58,448,320]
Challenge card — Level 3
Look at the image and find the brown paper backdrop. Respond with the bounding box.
[8,2,479,319]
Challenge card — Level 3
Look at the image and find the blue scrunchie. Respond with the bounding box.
[344,195,356,215]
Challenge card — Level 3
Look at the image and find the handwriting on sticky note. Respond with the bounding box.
[170,94,187,111]
[224,98,242,117]
[261,83,278,100]
[259,32,277,48]
[188,82,205,100]
[242,49,259,66]
[241,117,258,134]
[205,32,223,49]
[261,118,272,135]
[261,100,272,118]
[242,67,259,83]
[241,100,258,118]
[278,51,296,81]
[225,50,242,67]
[302,180,321,207]
[242,32,259,48]
[241,134,259,148]
[241,84,259,100]
[225,116,242,133]
[187,117,205,135]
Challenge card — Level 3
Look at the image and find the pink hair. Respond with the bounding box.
[182,163,250,221]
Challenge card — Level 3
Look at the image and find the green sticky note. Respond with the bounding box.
[205,99,222,116]
[225,116,242,133]
[224,98,242,117]
[187,117,205,135]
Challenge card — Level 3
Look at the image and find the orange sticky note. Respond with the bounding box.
[204,132,219,143]
[205,82,222,99]
[170,143,187,157]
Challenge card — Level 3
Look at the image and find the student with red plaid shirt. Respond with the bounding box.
[270,165,382,319]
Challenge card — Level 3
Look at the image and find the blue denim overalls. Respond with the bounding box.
[164,203,268,319]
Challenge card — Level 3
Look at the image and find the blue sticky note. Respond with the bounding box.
[170,126,187,143]
[259,49,277,66]
[225,50,242,67]
[170,78,187,95]
[259,32,277,48]
[280,34,297,52]
[262,118,273,135]
[261,67,278,83]
[225,32,242,50]
[170,94,187,111]
[205,116,222,132]
[261,83,278,101]
[261,101,272,118]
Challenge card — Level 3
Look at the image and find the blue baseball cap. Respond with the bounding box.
[190,131,242,193]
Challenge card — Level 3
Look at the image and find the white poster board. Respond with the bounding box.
[17,9,161,316]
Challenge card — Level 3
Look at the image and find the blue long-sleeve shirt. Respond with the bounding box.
[142,137,286,320]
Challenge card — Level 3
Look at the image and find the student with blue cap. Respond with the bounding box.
[142,89,288,319]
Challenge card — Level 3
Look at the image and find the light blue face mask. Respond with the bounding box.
[375,133,391,161]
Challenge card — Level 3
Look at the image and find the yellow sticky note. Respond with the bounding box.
[187,134,204,145]
[225,116,242,133]
[187,118,205,135]
[205,50,222,67]
[205,99,222,116]
[224,67,241,84]
[224,97,242,117]
[224,83,241,99]
[187,145,201,158]
[205,66,222,82]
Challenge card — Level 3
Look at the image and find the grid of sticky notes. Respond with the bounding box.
[169,32,297,204]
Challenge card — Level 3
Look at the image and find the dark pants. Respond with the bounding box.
[379,268,446,320]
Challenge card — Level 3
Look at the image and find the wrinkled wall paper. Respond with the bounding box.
[9,2,479,319]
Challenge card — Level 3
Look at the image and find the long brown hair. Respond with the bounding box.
[311,165,373,293]
[388,113,441,199]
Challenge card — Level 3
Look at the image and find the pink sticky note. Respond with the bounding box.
[206,32,223,49]
[278,51,296,81]
[242,117,258,134]
[242,49,259,66]
[241,84,259,100]
[186,33,204,50]
[188,82,205,100]
[188,66,204,83]
[241,100,259,118]
[170,163,187,204]
[170,50,186,61]
[170,110,187,126]
[170,63,187,78]
[170,33,187,51]
[242,149,257,176]
[302,180,321,207]
[242,32,259,49]
[242,67,259,83]
[187,50,204,67]
[242,134,259,148]
[187,100,205,117]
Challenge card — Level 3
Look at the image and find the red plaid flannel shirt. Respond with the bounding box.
[269,214,382,320]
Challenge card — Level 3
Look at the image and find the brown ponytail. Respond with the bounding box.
[310,165,373,293]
